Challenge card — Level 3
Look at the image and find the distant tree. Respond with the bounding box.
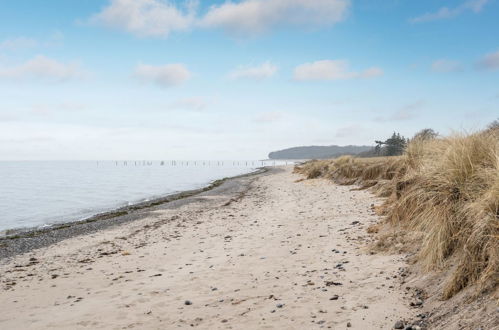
[487,119,499,131]
[385,132,407,156]
[374,140,384,155]
[375,132,407,156]
[412,128,438,141]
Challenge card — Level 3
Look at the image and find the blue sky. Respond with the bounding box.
[0,0,498,160]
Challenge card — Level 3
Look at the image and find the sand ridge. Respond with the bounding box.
[0,166,416,329]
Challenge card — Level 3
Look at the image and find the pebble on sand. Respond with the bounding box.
[394,320,405,329]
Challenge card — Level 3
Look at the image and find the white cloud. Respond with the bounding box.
[389,109,415,121]
[88,0,349,38]
[0,37,38,51]
[31,105,53,117]
[46,30,65,47]
[410,0,489,23]
[476,50,499,71]
[57,102,87,111]
[0,55,88,82]
[0,114,18,122]
[201,0,350,36]
[0,32,64,51]
[335,125,363,138]
[31,103,88,116]
[168,97,207,111]
[89,0,197,37]
[293,60,383,81]
[361,67,384,78]
[431,59,463,73]
[228,61,278,80]
[253,111,284,123]
[133,63,191,87]
[374,100,424,122]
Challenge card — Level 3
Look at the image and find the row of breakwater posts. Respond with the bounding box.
[96,160,291,167]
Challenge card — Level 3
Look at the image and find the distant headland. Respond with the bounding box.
[268,145,372,159]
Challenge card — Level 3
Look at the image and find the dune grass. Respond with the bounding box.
[294,129,499,299]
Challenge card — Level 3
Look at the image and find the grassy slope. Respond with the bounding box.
[295,129,498,300]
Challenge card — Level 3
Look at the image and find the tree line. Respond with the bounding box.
[371,119,498,157]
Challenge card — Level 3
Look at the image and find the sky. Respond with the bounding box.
[0,0,498,160]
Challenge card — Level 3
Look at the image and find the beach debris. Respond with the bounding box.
[184,300,192,305]
[393,320,405,329]
[329,295,339,300]
[99,251,118,256]
[334,262,346,271]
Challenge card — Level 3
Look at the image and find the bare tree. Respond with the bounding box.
[487,119,499,131]
[412,128,438,141]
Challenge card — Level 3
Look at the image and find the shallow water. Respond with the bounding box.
[0,160,286,231]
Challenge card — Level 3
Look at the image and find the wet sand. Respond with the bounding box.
[0,166,416,329]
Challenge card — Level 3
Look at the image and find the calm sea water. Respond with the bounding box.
[0,160,286,232]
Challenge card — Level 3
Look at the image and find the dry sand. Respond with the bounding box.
[0,166,417,329]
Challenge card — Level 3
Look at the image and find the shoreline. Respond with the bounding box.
[0,166,416,329]
[7,166,494,329]
[0,167,269,260]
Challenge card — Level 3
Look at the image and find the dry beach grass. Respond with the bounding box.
[295,129,499,302]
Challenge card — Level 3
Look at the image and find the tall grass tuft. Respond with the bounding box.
[294,129,499,298]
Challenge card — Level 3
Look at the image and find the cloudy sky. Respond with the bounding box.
[0,0,498,160]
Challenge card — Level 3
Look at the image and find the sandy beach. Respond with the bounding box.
[0,166,417,329]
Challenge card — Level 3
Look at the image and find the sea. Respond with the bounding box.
[0,160,288,233]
